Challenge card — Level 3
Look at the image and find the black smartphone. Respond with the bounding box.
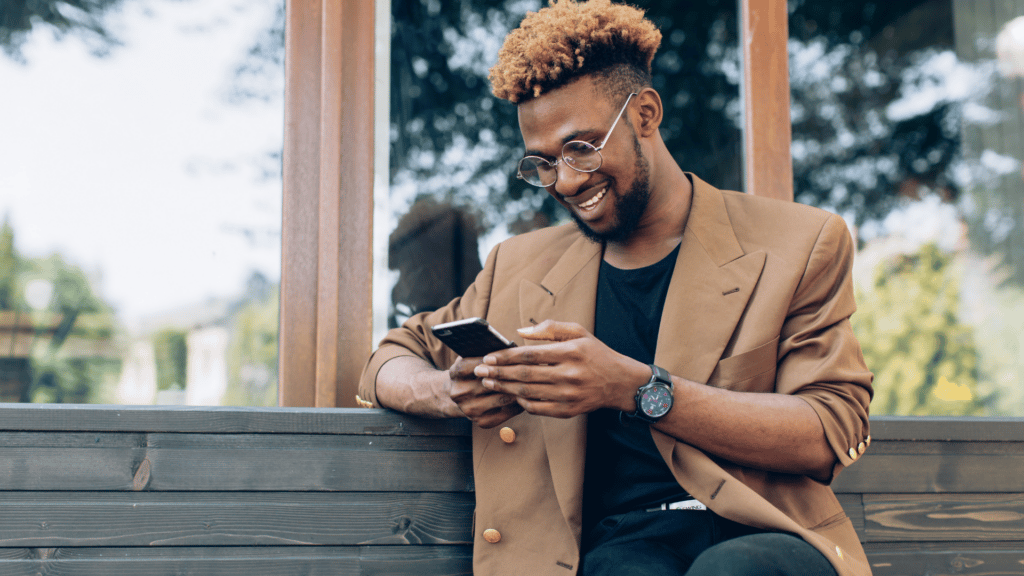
[431,317,516,358]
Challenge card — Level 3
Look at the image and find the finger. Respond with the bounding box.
[449,357,484,380]
[479,340,579,367]
[475,403,524,429]
[456,391,518,418]
[484,378,568,404]
[516,397,575,419]
[515,319,588,342]
[476,362,563,384]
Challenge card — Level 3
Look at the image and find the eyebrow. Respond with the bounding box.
[522,128,598,158]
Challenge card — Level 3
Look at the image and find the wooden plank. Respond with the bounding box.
[0,492,473,547]
[313,0,375,409]
[862,494,1024,543]
[0,546,473,576]
[739,0,793,200]
[0,433,472,492]
[0,407,1019,442]
[863,542,1024,576]
[280,0,322,408]
[833,442,1024,494]
[868,417,1024,442]
[0,405,471,436]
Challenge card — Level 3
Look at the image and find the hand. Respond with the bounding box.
[472,320,650,418]
[447,356,523,428]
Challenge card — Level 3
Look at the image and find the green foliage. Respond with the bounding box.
[224,281,278,406]
[1,0,125,61]
[0,217,20,309]
[0,222,123,403]
[853,244,989,416]
[153,328,187,392]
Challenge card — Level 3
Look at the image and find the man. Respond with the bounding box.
[358,1,873,575]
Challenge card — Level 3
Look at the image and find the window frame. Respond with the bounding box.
[277,0,794,406]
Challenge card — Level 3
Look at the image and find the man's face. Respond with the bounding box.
[517,78,652,243]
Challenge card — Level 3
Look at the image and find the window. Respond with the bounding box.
[790,0,1024,415]
[0,0,284,406]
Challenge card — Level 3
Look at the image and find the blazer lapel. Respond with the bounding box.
[654,175,766,384]
[519,235,602,542]
[651,174,768,505]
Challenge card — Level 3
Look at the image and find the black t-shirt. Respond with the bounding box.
[584,243,690,525]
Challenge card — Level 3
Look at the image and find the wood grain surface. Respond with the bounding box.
[0,409,1021,575]
[0,546,473,576]
[0,432,472,492]
[0,492,473,547]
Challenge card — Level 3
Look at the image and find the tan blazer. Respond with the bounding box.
[360,175,874,576]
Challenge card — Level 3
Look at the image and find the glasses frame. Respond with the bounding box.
[516,92,638,188]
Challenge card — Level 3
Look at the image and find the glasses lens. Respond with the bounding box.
[562,141,601,172]
[518,156,556,187]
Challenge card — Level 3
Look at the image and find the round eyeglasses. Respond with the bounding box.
[516,93,637,188]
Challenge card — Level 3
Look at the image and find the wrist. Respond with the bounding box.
[619,360,654,412]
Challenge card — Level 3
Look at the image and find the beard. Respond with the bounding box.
[568,133,651,244]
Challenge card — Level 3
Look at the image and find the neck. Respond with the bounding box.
[603,146,692,270]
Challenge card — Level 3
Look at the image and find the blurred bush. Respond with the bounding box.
[852,243,991,415]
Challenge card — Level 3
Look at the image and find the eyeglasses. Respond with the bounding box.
[516,92,637,188]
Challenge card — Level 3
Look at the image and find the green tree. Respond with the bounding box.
[0,217,20,310]
[224,273,278,406]
[853,244,989,415]
[153,328,187,392]
[1,0,126,61]
[22,253,123,403]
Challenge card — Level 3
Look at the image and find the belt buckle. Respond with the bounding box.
[646,498,707,512]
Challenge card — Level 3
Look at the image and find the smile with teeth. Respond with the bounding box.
[578,186,607,211]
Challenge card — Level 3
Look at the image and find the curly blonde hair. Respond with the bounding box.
[489,0,662,103]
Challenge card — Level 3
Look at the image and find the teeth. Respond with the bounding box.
[579,188,606,210]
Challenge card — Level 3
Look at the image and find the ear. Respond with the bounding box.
[633,88,663,139]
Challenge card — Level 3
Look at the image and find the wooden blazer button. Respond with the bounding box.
[848,447,858,460]
[865,435,871,447]
[857,442,866,454]
[499,427,516,444]
[483,529,502,543]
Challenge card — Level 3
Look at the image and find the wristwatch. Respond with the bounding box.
[633,364,674,423]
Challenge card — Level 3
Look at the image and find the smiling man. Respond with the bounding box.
[358,1,873,575]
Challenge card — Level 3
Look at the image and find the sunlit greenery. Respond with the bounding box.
[853,244,988,415]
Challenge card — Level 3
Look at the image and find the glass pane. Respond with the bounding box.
[789,0,1024,415]
[384,0,741,329]
[0,0,284,406]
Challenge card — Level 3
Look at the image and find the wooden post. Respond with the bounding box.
[739,0,793,200]
[281,0,375,407]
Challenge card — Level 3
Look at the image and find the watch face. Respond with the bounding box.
[640,384,672,418]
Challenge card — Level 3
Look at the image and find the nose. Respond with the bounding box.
[552,162,589,198]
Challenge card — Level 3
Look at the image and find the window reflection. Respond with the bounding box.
[387,0,742,326]
[0,0,283,406]
[790,0,1024,415]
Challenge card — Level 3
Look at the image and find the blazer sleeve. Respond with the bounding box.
[777,214,874,481]
[357,243,501,408]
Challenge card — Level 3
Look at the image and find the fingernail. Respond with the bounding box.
[474,365,488,377]
[483,355,497,365]
[482,379,495,389]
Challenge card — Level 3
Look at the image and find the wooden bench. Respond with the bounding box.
[0,405,1020,575]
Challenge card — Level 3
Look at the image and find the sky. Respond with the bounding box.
[0,0,283,330]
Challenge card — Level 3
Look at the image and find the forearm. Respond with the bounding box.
[653,377,835,481]
[375,355,463,418]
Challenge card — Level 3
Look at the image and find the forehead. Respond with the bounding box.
[517,79,617,154]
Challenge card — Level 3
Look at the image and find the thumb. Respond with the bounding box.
[517,319,586,341]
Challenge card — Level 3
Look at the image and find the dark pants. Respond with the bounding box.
[580,509,838,576]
